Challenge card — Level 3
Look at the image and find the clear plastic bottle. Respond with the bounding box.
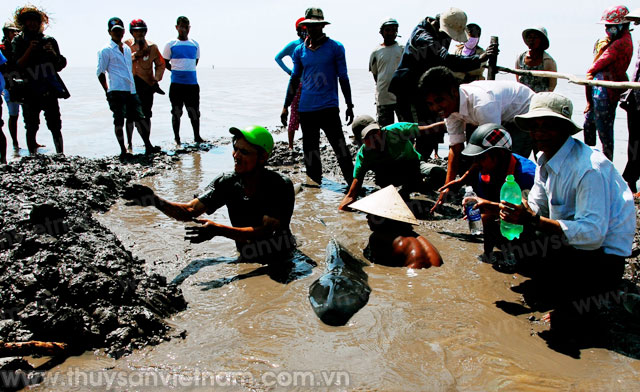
[463,186,483,235]
[500,174,523,240]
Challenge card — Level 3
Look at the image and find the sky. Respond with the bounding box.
[3,0,638,75]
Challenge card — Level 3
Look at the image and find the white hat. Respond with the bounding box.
[349,185,419,225]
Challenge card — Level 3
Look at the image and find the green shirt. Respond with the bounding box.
[353,122,422,179]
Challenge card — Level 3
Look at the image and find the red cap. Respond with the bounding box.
[129,19,147,31]
[295,17,306,30]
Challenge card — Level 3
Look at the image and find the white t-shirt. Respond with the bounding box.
[445,81,534,145]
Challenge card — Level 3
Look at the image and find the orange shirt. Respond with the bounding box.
[124,38,165,86]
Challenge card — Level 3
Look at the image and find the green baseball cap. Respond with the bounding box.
[229,125,274,156]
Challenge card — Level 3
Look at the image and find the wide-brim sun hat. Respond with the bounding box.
[229,125,274,156]
[462,123,513,156]
[439,7,468,42]
[597,5,630,24]
[522,26,550,51]
[625,8,640,21]
[300,7,330,25]
[514,92,582,135]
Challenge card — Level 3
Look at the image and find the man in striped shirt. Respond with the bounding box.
[163,16,202,145]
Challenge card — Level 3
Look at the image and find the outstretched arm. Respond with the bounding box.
[186,215,284,243]
[338,177,363,211]
[123,184,207,221]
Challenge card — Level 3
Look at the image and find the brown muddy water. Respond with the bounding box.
[30,147,640,391]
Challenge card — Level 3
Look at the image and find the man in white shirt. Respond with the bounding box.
[369,18,403,126]
[418,66,534,211]
[500,92,635,309]
[97,17,157,156]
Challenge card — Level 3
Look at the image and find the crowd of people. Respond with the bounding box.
[2,4,640,327]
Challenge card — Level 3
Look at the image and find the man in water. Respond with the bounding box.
[124,19,165,152]
[98,17,157,156]
[124,126,297,263]
[163,16,202,145]
[350,186,442,269]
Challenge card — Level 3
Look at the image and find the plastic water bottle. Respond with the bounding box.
[500,175,523,240]
[463,186,482,235]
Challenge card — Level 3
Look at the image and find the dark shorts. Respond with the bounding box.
[106,91,145,126]
[169,83,200,118]
[134,76,154,119]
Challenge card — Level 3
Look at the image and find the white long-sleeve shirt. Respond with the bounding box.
[445,81,534,145]
[527,137,635,256]
[97,40,136,93]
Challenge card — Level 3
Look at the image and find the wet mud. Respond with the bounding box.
[0,145,219,389]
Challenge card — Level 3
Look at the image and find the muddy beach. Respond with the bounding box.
[1,139,640,390]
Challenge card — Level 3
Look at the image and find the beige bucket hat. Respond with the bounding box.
[349,185,420,225]
[514,92,582,135]
[440,8,468,42]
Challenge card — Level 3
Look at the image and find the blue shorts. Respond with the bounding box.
[3,89,20,116]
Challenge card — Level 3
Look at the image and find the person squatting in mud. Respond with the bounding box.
[124,126,299,263]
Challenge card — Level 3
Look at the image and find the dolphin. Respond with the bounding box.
[309,239,371,326]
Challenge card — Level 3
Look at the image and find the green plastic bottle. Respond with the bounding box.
[500,174,523,240]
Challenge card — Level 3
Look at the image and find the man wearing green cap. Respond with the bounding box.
[500,92,635,310]
[124,126,297,262]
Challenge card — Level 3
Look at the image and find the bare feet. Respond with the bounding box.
[175,138,181,146]
[194,137,204,144]
[145,145,161,155]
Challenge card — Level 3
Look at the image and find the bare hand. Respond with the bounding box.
[122,184,157,207]
[430,188,450,213]
[281,107,289,127]
[499,199,533,224]
[345,107,354,125]
[184,219,218,243]
[439,178,462,194]
[338,195,356,211]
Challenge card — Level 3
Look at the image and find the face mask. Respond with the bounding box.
[606,26,619,38]
[462,37,479,56]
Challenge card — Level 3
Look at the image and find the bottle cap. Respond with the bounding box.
[506,174,515,182]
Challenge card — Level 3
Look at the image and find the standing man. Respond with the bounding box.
[1,22,21,151]
[417,66,534,212]
[280,8,354,185]
[0,49,7,163]
[97,17,157,156]
[163,16,202,145]
[124,19,165,152]
[11,5,68,155]
[369,18,403,127]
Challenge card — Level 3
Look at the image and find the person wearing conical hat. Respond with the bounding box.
[350,186,443,269]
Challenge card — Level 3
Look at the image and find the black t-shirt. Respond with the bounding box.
[197,169,296,262]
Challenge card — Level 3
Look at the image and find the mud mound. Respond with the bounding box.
[0,154,189,359]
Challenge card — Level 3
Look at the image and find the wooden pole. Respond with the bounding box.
[0,341,68,357]
[487,36,499,80]
[498,66,640,89]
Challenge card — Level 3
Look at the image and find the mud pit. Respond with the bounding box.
[3,139,640,390]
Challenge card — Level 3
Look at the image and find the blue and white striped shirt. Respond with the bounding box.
[162,39,200,85]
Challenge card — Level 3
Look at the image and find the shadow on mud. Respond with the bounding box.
[494,268,640,360]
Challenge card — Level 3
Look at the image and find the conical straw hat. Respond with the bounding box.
[349,185,419,225]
